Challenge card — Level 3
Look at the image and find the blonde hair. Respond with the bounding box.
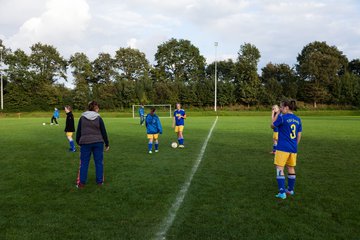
[272,105,279,110]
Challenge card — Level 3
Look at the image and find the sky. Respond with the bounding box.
[1,0,360,85]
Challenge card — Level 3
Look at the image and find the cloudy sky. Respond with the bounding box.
[1,0,360,70]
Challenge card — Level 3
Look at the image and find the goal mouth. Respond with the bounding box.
[132,104,172,118]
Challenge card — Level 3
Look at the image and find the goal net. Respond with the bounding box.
[132,104,172,118]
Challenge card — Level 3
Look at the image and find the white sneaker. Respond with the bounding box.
[155,150,159,153]
[149,151,152,154]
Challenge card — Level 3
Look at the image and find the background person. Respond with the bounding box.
[64,105,76,152]
[51,108,59,125]
[172,103,186,148]
[145,108,162,154]
[139,105,145,126]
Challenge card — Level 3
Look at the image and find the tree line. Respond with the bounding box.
[1,38,360,111]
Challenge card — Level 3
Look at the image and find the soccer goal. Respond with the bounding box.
[132,104,172,118]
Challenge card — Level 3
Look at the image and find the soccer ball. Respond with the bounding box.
[42,123,46,125]
[171,142,178,148]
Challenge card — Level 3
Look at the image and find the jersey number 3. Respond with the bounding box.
[290,124,296,139]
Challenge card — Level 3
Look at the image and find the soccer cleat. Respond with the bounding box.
[155,150,159,153]
[275,192,286,199]
[178,145,185,148]
[69,148,76,152]
[76,183,85,189]
[97,182,104,187]
[149,151,152,154]
[286,189,295,196]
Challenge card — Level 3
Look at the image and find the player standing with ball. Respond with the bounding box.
[172,103,186,148]
[271,100,302,200]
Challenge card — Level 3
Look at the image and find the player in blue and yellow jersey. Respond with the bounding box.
[64,105,76,152]
[270,105,280,154]
[145,108,163,154]
[271,100,302,200]
[172,103,186,148]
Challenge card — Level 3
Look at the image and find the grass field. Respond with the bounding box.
[1,114,359,239]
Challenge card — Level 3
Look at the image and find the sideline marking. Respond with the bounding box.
[154,116,219,240]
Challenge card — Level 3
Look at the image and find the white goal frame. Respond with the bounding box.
[132,104,172,118]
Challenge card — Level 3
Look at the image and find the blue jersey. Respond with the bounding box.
[174,109,186,126]
[273,127,278,133]
[145,114,162,134]
[139,107,144,116]
[53,110,59,118]
[273,113,302,153]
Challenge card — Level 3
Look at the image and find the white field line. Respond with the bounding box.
[154,116,219,240]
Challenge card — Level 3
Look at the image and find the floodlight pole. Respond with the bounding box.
[214,42,218,112]
[0,45,3,110]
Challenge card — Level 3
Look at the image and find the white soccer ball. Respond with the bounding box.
[171,142,178,148]
[42,123,46,125]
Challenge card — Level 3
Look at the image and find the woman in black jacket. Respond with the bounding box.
[64,105,76,152]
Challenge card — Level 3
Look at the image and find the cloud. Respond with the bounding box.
[2,0,360,69]
[6,0,91,53]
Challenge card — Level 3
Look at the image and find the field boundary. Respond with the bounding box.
[154,116,219,240]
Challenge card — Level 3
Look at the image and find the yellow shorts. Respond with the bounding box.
[274,150,297,167]
[66,132,73,137]
[175,125,184,133]
[273,132,278,141]
[147,134,159,140]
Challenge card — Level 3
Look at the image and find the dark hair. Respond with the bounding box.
[150,107,156,113]
[282,99,297,111]
[65,105,72,111]
[88,101,99,111]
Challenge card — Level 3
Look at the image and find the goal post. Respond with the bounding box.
[132,104,172,118]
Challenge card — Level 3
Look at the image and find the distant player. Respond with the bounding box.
[64,105,76,152]
[51,108,59,125]
[270,105,279,154]
[271,100,302,200]
[139,105,145,126]
[145,108,162,154]
[172,103,186,148]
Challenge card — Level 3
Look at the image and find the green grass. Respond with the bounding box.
[1,115,359,239]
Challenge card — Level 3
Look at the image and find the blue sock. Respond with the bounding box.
[287,174,296,191]
[179,138,184,145]
[155,143,159,150]
[69,140,75,150]
[148,143,153,151]
[277,176,286,194]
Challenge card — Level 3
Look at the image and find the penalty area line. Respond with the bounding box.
[154,116,219,240]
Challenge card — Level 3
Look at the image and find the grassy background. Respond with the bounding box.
[1,114,359,239]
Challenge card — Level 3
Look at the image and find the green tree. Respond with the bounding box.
[92,53,116,84]
[235,43,263,106]
[261,63,298,104]
[296,41,348,107]
[114,47,151,104]
[30,42,67,84]
[206,59,236,107]
[155,38,206,83]
[69,52,92,110]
